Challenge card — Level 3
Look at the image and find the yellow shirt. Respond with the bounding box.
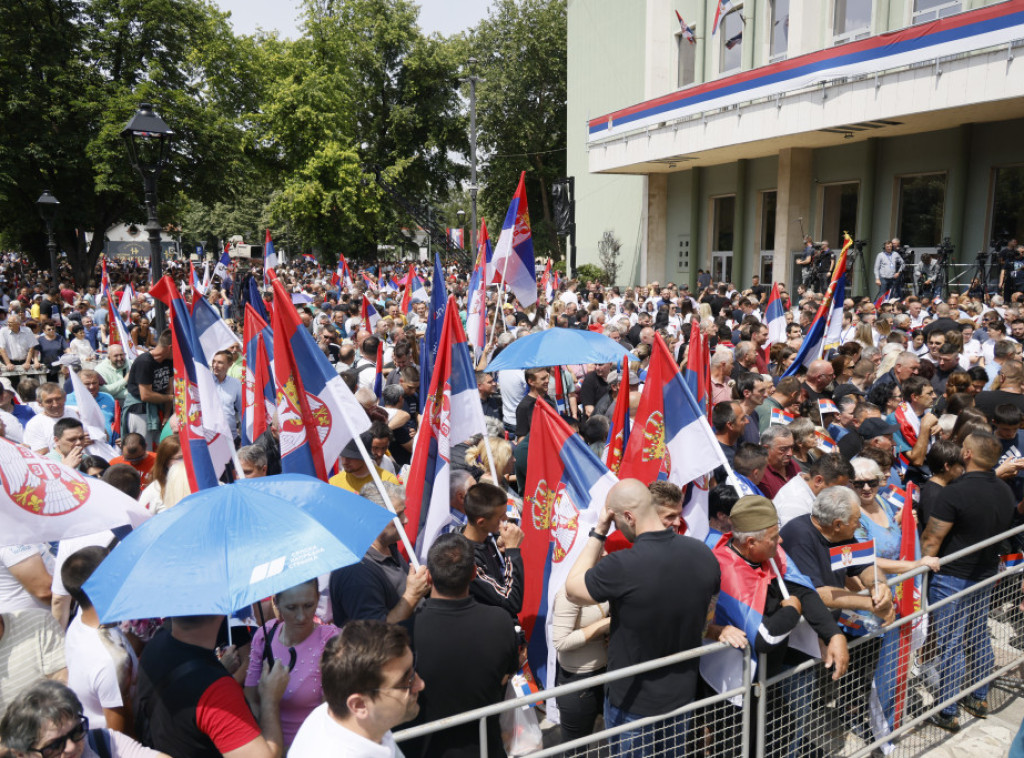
[329,466,400,494]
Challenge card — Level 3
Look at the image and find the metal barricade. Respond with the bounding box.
[394,523,1024,757]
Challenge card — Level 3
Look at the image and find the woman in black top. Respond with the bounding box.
[36,321,68,382]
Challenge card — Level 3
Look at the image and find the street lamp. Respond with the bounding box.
[36,190,60,285]
[121,102,174,333]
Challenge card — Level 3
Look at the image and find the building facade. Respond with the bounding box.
[569,0,1024,295]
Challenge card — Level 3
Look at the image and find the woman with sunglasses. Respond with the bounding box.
[848,457,940,734]
[0,679,167,757]
[244,578,338,749]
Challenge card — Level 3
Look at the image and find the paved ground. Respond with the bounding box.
[905,682,1023,757]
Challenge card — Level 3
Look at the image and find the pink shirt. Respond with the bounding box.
[245,623,340,745]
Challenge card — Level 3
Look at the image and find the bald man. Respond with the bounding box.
[565,479,722,753]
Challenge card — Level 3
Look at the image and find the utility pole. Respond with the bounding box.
[463,57,482,256]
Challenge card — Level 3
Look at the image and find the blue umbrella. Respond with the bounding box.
[483,327,636,371]
[84,474,392,623]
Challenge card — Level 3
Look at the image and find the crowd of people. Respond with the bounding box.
[1,248,1024,758]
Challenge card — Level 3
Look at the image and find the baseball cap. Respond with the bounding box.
[859,418,899,440]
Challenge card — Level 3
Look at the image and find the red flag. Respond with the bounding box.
[684,319,710,415]
[605,355,631,473]
[252,332,273,442]
[893,482,919,728]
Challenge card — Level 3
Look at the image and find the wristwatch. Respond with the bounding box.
[588,528,608,542]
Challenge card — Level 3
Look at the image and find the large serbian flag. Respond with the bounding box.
[765,283,787,348]
[604,355,631,473]
[522,399,617,691]
[489,171,537,306]
[404,297,489,562]
[241,304,275,447]
[151,276,234,491]
[619,333,726,532]
[268,272,369,481]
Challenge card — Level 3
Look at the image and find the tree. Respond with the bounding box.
[598,230,622,284]
[470,0,566,261]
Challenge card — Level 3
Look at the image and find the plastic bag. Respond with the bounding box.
[499,679,544,756]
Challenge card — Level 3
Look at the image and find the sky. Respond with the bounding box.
[211,0,490,39]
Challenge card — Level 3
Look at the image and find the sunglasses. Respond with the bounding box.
[371,655,419,693]
[852,479,880,489]
[32,715,88,758]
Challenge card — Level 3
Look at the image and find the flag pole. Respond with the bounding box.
[349,432,421,570]
[487,254,512,350]
[480,434,501,485]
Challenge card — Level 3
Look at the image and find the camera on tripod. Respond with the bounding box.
[934,237,955,263]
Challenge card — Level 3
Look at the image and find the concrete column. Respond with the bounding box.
[741,0,757,72]
[734,158,749,286]
[772,148,813,287]
[645,0,672,98]
[694,0,708,84]
[947,123,973,263]
[647,173,669,284]
[690,167,703,292]
[856,138,878,297]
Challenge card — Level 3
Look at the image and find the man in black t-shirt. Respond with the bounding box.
[922,432,1017,730]
[578,362,613,416]
[123,329,173,449]
[566,479,720,754]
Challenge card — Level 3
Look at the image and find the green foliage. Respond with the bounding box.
[470,0,566,261]
[574,263,607,284]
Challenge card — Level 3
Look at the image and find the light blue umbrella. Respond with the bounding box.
[85,474,392,623]
[483,328,636,371]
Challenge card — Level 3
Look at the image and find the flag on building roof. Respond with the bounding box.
[405,296,489,561]
[711,0,732,36]
[725,30,742,49]
[490,171,537,306]
[522,398,618,692]
[675,9,696,43]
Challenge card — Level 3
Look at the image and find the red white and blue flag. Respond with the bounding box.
[874,289,892,308]
[213,248,232,282]
[269,272,369,481]
[604,354,631,473]
[490,171,537,306]
[465,220,491,357]
[683,319,710,415]
[822,236,852,352]
[711,0,732,35]
[446,227,465,249]
[522,398,618,691]
[242,304,274,447]
[192,297,238,363]
[404,296,490,561]
[302,253,316,264]
[829,540,875,571]
[894,482,926,728]
[400,264,429,314]
[419,255,449,413]
[361,295,381,334]
[101,261,137,360]
[675,10,696,43]
[765,282,787,348]
[817,398,839,416]
[373,340,384,401]
[151,276,234,492]
[619,333,726,537]
[263,229,277,288]
[541,259,554,302]
[362,272,378,291]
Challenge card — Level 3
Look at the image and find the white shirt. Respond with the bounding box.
[774,475,816,527]
[23,407,80,452]
[497,369,528,428]
[0,408,24,443]
[51,531,114,596]
[65,615,136,729]
[0,327,37,361]
[0,544,53,613]
[288,704,404,757]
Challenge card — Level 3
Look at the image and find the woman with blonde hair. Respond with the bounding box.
[138,435,183,513]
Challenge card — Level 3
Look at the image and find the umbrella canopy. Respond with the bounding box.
[84,474,392,623]
[0,437,149,547]
[484,328,636,371]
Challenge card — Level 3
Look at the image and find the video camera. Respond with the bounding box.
[935,237,955,263]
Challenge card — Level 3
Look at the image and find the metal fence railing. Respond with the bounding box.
[394,523,1024,757]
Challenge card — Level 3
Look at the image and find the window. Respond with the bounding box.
[770,0,790,61]
[720,10,743,74]
[990,166,1024,247]
[677,35,696,88]
[820,183,859,250]
[913,0,962,24]
[761,191,777,252]
[833,0,871,43]
[713,195,736,252]
[897,173,946,248]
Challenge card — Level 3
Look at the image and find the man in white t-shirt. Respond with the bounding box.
[0,544,53,613]
[23,382,79,454]
[290,619,423,757]
[60,546,137,732]
[0,608,67,716]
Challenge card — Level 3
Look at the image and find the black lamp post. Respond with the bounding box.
[121,102,174,333]
[36,190,60,285]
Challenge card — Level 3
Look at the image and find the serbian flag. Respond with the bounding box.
[703,536,815,692]
[829,540,875,570]
[263,229,277,287]
[118,285,134,316]
[192,297,238,362]
[765,283,786,348]
[268,272,370,480]
[242,304,274,446]
[400,264,428,313]
[404,297,489,561]
[875,289,892,308]
[815,430,838,454]
[711,0,732,35]
[894,401,921,448]
[302,253,316,264]
[817,398,839,416]
[675,10,697,43]
[821,236,851,352]
[619,334,727,533]
[522,399,618,691]
[446,228,464,249]
[605,355,631,473]
[362,272,378,291]
[552,270,560,292]
[770,408,795,425]
[361,295,381,333]
[213,248,232,282]
[419,255,448,413]
[150,276,234,492]
[190,262,205,297]
[490,171,537,306]
[683,319,710,414]
[893,482,927,729]
[465,221,491,357]
[331,259,345,288]
[373,340,384,401]
[540,259,553,302]
[103,263,137,360]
